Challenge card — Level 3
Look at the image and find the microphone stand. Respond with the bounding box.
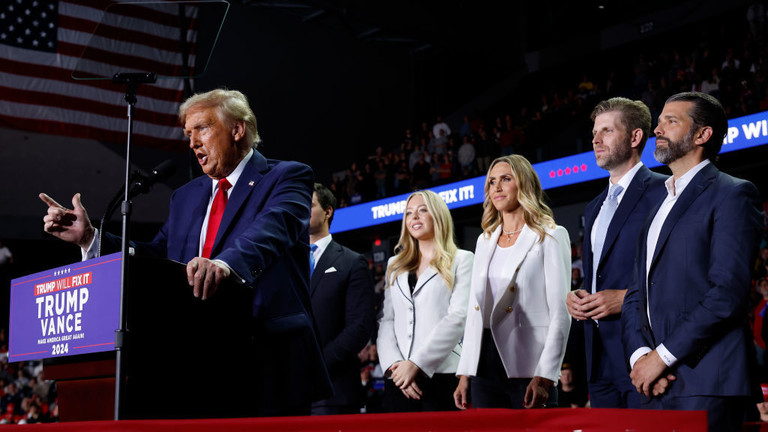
[111,71,156,421]
[98,169,143,258]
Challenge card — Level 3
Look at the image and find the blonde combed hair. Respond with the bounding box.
[481,155,555,242]
[179,88,261,146]
[385,190,458,290]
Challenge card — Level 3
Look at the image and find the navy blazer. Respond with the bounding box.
[622,162,763,397]
[105,149,333,407]
[581,165,667,382]
[310,239,375,409]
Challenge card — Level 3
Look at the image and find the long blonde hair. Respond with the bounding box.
[385,190,458,289]
[481,155,555,242]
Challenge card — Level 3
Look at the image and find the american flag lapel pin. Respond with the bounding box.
[249,181,255,186]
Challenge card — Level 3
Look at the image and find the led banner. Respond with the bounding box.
[9,253,122,362]
[331,110,768,233]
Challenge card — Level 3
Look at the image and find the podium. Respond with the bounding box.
[12,254,254,421]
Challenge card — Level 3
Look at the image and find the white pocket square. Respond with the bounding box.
[324,267,337,273]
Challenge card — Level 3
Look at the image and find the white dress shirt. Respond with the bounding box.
[311,234,333,266]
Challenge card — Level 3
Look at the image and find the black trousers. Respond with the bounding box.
[470,329,559,409]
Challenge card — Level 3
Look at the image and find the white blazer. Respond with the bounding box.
[377,249,474,377]
[456,225,571,383]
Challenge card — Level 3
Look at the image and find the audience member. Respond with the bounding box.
[432,116,451,140]
[754,278,768,381]
[359,343,385,413]
[557,364,589,408]
[457,136,476,178]
[0,241,13,268]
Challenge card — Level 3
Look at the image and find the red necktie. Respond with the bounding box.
[202,178,231,258]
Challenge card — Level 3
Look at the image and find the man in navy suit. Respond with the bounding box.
[40,88,332,417]
[309,183,375,415]
[622,92,763,431]
[567,97,667,408]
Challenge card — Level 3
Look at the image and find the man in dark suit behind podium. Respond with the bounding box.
[567,97,667,408]
[309,183,375,415]
[623,92,763,431]
[40,88,331,417]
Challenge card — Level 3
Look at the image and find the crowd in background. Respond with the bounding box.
[328,3,768,208]
[0,241,58,424]
[0,343,57,424]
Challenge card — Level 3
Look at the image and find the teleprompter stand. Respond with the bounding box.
[111,71,157,421]
[69,1,230,419]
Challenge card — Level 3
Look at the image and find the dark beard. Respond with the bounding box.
[654,129,695,165]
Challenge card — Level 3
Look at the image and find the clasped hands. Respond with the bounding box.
[630,350,676,397]
[390,360,423,400]
[566,288,626,321]
[40,193,227,300]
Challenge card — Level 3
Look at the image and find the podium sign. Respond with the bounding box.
[9,253,122,362]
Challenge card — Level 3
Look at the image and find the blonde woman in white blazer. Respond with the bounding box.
[454,155,571,410]
[377,190,474,412]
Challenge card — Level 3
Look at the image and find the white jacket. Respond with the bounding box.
[456,225,571,383]
[377,249,474,377]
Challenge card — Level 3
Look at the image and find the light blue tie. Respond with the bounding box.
[309,244,318,276]
[591,184,623,294]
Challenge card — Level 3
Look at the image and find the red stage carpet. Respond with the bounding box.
[0,408,721,431]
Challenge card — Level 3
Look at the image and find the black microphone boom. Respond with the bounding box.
[128,159,176,197]
[101,159,176,233]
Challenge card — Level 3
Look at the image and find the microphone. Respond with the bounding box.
[98,160,176,257]
[128,159,176,197]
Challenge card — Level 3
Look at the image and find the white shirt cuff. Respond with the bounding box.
[82,229,99,261]
[656,343,677,367]
[629,346,652,369]
[212,259,245,284]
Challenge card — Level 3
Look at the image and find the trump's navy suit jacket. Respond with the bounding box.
[622,162,763,397]
[582,165,666,382]
[106,149,332,408]
[310,239,375,409]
